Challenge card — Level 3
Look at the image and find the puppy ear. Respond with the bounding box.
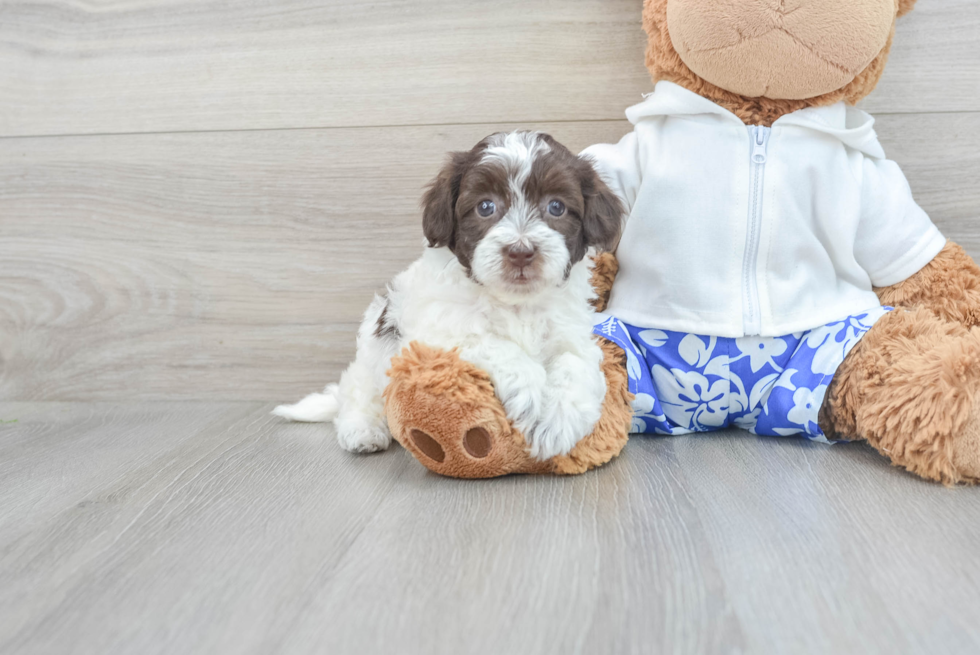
[579,160,625,253]
[421,152,469,249]
[897,0,917,17]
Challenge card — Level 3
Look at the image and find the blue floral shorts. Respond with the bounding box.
[593,308,890,443]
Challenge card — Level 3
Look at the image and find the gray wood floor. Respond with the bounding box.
[3,0,980,653]
[3,402,980,655]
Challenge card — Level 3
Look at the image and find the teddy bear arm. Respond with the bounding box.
[589,251,619,313]
[874,241,980,327]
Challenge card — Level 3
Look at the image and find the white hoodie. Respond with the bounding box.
[583,81,945,338]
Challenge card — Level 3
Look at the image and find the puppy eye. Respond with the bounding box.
[477,200,496,217]
[548,200,566,217]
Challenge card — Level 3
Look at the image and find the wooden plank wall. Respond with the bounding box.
[1,0,979,401]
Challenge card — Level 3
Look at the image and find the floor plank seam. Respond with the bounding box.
[3,109,977,141]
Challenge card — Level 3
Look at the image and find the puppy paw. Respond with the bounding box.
[523,353,606,460]
[490,367,547,437]
[335,416,392,453]
[525,410,595,461]
[526,397,601,461]
[499,387,544,439]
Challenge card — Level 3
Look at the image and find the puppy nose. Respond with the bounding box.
[505,245,537,268]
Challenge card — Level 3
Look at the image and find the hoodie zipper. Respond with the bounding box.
[742,125,771,336]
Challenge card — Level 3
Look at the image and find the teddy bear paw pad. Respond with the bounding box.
[410,429,446,463]
[462,427,492,458]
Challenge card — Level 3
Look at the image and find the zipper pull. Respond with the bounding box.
[752,127,770,165]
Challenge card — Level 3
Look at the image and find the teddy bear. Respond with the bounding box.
[383,0,980,484]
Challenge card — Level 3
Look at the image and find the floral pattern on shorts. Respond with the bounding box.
[593,307,890,443]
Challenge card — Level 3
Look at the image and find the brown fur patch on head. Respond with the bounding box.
[451,142,512,271]
[642,0,908,125]
[421,141,486,252]
[528,134,624,263]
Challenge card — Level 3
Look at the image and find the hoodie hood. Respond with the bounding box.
[625,81,886,159]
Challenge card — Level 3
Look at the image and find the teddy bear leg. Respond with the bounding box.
[820,307,980,485]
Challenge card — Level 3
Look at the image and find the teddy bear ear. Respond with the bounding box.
[898,0,918,17]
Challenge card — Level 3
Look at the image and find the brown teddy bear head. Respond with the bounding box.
[643,0,918,125]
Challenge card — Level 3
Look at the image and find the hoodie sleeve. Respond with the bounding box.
[580,131,642,217]
[854,157,946,288]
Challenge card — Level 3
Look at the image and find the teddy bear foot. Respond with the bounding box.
[384,342,552,478]
[384,339,634,478]
[823,307,980,486]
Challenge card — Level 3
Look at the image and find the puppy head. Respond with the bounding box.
[422,131,623,300]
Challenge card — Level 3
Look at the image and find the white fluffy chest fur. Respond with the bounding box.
[388,246,599,362]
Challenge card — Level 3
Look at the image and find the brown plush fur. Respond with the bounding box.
[822,239,980,485]
[821,307,980,486]
[589,251,619,312]
[385,338,633,478]
[875,241,980,328]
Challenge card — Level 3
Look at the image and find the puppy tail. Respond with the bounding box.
[272,384,341,422]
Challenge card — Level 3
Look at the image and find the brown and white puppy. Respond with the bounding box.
[275,131,625,460]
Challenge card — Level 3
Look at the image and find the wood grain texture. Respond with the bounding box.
[670,433,980,654]
[0,0,648,138]
[1,404,979,654]
[2,114,978,401]
[0,121,629,401]
[0,0,977,138]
